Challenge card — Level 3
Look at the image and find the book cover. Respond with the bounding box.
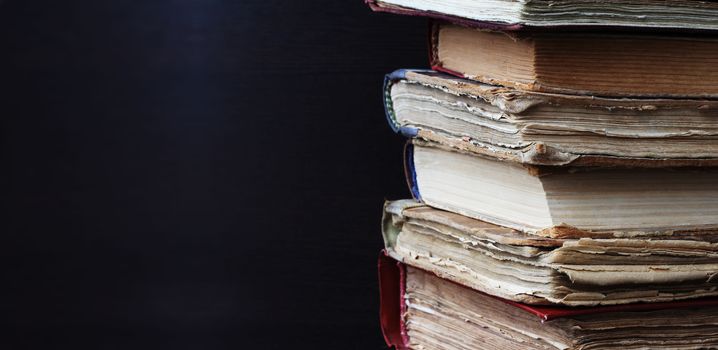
[383,68,718,167]
[365,0,718,31]
[379,252,718,349]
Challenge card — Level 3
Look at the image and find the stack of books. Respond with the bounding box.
[368,1,718,349]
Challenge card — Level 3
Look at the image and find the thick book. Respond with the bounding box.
[402,140,718,237]
[379,253,718,350]
[383,200,718,306]
[366,0,718,31]
[428,22,718,98]
[384,69,718,167]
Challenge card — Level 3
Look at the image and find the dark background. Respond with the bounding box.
[1,1,426,348]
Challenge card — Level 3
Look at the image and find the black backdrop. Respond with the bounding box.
[1,1,426,348]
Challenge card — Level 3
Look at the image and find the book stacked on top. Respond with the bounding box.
[368,1,718,349]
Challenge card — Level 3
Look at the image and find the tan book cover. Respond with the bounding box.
[431,23,718,97]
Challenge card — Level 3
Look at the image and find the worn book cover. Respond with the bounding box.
[380,252,718,349]
[428,23,718,97]
[384,69,718,166]
[366,0,718,31]
[383,200,718,305]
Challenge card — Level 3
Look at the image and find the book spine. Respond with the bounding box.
[378,251,410,350]
[383,69,421,137]
[382,200,425,251]
[383,69,407,133]
[403,142,421,201]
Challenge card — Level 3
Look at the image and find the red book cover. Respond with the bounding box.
[378,252,409,350]
[378,251,718,349]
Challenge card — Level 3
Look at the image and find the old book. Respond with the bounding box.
[366,0,718,31]
[383,200,718,306]
[430,23,718,97]
[379,254,718,350]
[385,69,718,166]
[404,141,718,237]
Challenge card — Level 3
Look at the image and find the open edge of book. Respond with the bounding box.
[405,142,718,236]
[429,23,718,98]
[367,0,718,31]
[382,200,718,306]
[384,69,718,167]
[379,252,718,322]
[385,257,718,349]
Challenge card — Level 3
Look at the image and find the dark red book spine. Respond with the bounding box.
[378,251,409,350]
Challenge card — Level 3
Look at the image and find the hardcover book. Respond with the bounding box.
[428,23,718,97]
[379,254,718,350]
[403,141,718,236]
[366,0,718,31]
[385,69,718,166]
[383,200,718,306]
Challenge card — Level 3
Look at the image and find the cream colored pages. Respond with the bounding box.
[404,266,718,350]
[389,70,718,165]
[385,200,718,306]
[375,0,718,29]
[411,143,718,236]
